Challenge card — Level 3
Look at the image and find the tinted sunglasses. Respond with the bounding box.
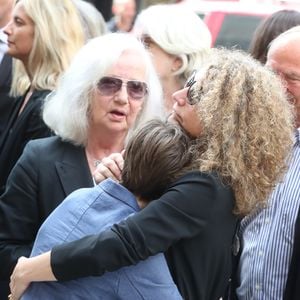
[184,70,198,105]
[97,76,148,100]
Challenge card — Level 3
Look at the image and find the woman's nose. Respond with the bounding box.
[115,84,129,104]
[3,21,12,36]
[172,87,188,106]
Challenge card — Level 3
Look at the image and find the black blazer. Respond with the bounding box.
[0,54,14,138]
[0,136,94,280]
[283,208,300,300]
[51,171,238,300]
[0,89,52,194]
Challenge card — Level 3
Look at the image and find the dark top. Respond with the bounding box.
[284,207,300,300]
[0,136,93,280]
[283,131,300,300]
[0,89,52,194]
[51,171,238,300]
[0,54,14,139]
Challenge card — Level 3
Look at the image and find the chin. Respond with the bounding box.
[167,112,179,124]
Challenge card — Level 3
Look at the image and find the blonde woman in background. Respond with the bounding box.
[0,0,86,195]
[133,4,212,112]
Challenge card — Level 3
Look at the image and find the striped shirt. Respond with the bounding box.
[236,129,300,300]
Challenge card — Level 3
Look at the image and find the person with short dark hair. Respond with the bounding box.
[21,119,190,299]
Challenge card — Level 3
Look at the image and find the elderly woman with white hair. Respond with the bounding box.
[133,3,212,112]
[0,33,163,289]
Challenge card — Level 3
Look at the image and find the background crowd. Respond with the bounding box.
[0,1,299,300]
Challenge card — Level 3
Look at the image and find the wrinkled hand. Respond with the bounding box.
[9,257,31,300]
[93,151,125,184]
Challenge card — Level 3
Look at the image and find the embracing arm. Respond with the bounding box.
[51,171,217,280]
[11,171,220,292]
[9,252,55,299]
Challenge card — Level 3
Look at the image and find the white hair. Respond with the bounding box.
[43,33,164,146]
[133,4,212,82]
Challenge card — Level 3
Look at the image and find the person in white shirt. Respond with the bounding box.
[0,0,14,59]
[0,0,14,140]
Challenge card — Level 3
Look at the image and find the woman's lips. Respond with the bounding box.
[109,110,126,120]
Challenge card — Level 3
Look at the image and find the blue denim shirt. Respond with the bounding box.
[22,179,182,300]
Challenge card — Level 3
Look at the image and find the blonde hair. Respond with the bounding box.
[10,0,85,96]
[191,48,294,216]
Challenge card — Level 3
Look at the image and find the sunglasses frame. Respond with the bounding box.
[97,76,148,100]
[185,70,198,105]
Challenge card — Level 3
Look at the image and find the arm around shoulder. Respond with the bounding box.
[51,171,221,281]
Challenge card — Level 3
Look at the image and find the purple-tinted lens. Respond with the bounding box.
[97,77,148,100]
[97,77,122,95]
[127,80,148,99]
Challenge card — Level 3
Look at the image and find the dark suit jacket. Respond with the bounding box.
[0,89,52,194]
[0,54,14,138]
[283,209,300,300]
[0,136,94,281]
[51,171,238,300]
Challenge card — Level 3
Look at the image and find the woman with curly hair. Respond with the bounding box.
[9,48,294,300]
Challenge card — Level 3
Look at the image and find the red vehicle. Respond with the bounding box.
[177,0,300,50]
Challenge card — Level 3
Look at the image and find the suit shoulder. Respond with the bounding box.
[25,136,70,152]
[173,170,225,185]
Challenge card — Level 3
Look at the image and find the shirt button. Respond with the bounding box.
[255,284,260,290]
[258,251,263,256]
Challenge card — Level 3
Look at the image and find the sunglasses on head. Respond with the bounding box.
[140,34,156,49]
[97,76,148,100]
[184,70,198,105]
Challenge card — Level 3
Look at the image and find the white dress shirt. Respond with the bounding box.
[0,29,8,64]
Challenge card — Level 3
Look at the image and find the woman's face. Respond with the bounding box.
[140,35,181,83]
[89,49,147,135]
[4,1,34,64]
[170,84,202,138]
